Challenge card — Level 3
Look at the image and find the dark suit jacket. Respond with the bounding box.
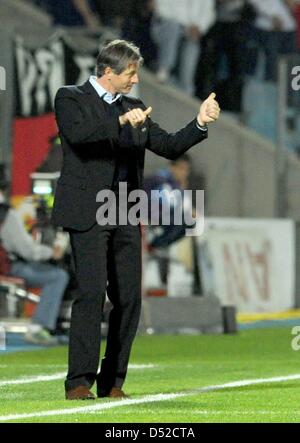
[51,80,208,231]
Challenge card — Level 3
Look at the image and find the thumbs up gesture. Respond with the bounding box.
[197,92,220,126]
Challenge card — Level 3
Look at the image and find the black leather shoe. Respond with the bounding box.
[65,385,96,400]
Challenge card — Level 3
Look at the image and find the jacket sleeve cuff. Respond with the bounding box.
[196,121,208,131]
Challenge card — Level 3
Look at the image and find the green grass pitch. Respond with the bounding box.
[0,327,299,423]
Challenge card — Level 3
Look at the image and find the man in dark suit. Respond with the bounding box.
[52,39,220,400]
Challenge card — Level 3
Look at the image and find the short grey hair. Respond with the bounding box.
[96,39,144,77]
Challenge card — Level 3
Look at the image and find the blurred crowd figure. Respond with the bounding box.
[122,0,158,70]
[143,155,204,292]
[32,0,136,29]
[30,0,300,151]
[0,176,69,346]
[195,1,256,113]
[32,0,100,28]
[150,0,215,95]
[195,0,298,119]
[249,0,297,81]
[144,155,195,251]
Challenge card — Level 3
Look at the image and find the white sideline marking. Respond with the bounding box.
[0,364,155,387]
[0,373,299,422]
[128,364,155,369]
[0,364,65,369]
[178,410,300,416]
[0,373,66,387]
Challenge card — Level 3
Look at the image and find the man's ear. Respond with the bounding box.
[104,66,113,78]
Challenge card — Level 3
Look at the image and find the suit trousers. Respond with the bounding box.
[65,220,142,392]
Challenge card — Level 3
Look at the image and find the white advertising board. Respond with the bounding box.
[197,218,295,313]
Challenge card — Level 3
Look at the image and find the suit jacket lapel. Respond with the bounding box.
[79,80,116,150]
[79,80,106,118]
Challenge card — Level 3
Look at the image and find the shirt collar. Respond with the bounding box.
[89,75,122,104]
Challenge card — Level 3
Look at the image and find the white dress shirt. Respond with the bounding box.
[89,75,122,104]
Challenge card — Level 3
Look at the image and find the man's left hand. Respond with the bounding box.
[197,92,220,126]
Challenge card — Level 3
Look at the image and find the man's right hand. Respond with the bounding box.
[119,107,152,128]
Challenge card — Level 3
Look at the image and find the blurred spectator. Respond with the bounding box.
[34,0,100,29]
[143,155,198,287]
[240,1,298,144]
[248,0,297,81]
[0,181,69,346]
[93,0,134,28]
[195,0,256,113]
[151,0,216,95]
[122,0,158,71]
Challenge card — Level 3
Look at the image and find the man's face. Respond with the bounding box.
[109,63,139,94]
